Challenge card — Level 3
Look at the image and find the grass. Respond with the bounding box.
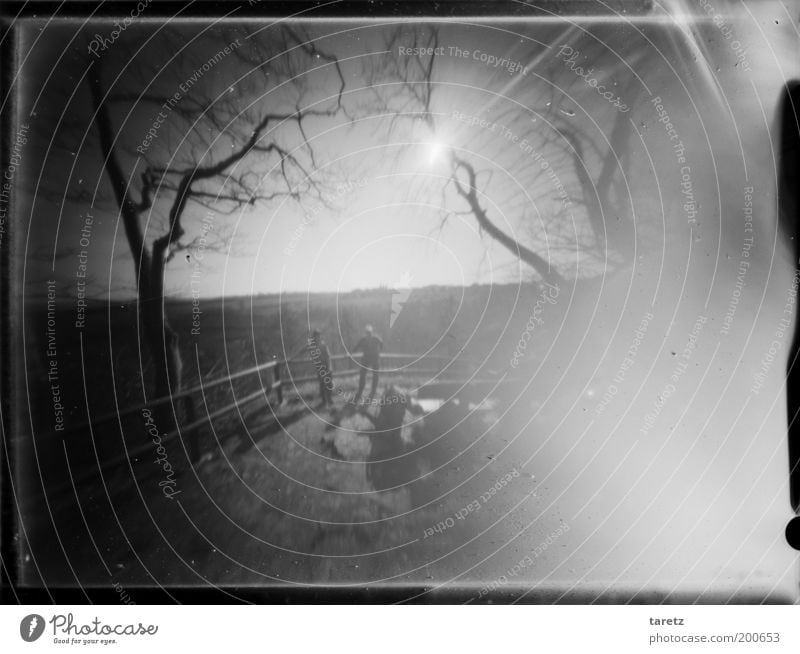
[23,285,553,588]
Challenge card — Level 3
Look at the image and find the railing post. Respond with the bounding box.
[274,356,283,405]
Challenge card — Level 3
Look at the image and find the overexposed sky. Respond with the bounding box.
[22,6,798,299]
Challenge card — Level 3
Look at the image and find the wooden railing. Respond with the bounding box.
[64,352,466,435]
[52,351,477,490]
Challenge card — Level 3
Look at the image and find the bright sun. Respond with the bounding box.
[425,139,449,167]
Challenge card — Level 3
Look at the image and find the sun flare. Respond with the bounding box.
[425,139,449,167]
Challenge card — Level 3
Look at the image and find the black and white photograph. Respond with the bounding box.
[2,0,800,636]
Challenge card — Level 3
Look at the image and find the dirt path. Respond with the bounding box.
[34,392,555,591]
[33,386,793,601]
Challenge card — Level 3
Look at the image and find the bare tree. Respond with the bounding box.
[84,24,348,429]
[370,24,649,286]
[450,152,564,286]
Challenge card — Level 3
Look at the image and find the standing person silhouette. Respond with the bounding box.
[352,324,383,406]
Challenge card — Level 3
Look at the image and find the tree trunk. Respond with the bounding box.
[90,68,188,434]
[558,99,636,263]
[146,236,195,458]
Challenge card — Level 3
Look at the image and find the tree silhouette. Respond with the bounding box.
[371,24,651,286]
[82,24,348,430]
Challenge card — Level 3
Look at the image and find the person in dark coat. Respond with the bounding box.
[308,329,333,406]
[352,324,383,406]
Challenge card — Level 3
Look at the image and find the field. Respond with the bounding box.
[19,282,563,440]
[18,282,569,590]
[14,280,797,600]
